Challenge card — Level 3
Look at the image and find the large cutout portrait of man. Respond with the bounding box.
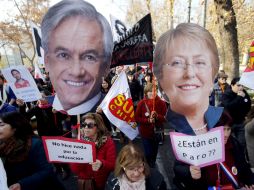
[41,0,113,115]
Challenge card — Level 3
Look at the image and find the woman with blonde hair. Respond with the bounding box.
[105,143,167,190]
[70,113,116,190]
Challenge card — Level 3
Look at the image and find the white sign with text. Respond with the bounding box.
[42,137,96,164]
[170,127,225,167]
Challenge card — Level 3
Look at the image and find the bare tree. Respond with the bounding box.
[0,0,49,68]
[214,0,239,79]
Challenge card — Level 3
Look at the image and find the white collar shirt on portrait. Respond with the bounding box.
[53,92,102,115]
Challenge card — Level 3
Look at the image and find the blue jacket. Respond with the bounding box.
[166,106,223,135]
[0,103,17,114]
[4,137,65,190]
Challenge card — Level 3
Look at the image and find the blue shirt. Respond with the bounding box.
[166,106,224,135]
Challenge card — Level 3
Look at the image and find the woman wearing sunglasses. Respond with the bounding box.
[70,113,116,190]
[105,143,167,190]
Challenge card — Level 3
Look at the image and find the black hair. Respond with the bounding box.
[10,69,20,75]
[216,110,233,127]
[0,112,34,141]
[231,77,240,86]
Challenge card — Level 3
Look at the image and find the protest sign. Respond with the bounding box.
[1,65,42,102]
[170,127,225,167]
[111,14,153,68]
[110,14,128,43]
[42,136,96,164]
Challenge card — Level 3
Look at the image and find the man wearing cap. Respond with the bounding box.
[212,72,230,106]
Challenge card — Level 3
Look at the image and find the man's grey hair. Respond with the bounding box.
[41,0,113,64]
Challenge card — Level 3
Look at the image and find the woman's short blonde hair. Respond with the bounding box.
[114,143,150,177]
[81,113,109,139]
[153,23,219,80]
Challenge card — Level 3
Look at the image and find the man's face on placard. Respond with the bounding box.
[45,16,105,110]
[11,70,21,80]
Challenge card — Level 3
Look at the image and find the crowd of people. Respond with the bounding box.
[1,0,254,190]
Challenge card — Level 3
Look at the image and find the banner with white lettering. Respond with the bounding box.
[110,14,128,43]
[111,14,153,68]
[99,71,139,140]
[42,136,96,164]
[170,127,225,167]
[1,65,42,102]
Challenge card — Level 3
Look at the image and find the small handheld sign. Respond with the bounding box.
[42,136,96,164]
[170,127,225,167]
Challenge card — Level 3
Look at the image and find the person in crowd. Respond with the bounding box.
[17,91,71,179]
[16,90,61,137]
[127,71,141,107]
[111,65,124,85]
[153,23,224,189]
[41,0,113,115]
[11,69,30,89]
[0,75,16,106]
[135,66,145,99]
[135,83,167,167]
[245,106,254,168]
[221,77,251,148]
[101,77,111,95]
[70,113,116,190]
[0,112,65,190]
[186,111,254,189]
[211,72,230,106]
[143,73,153,88]
[105,143,167,190]
[43,72,53,93]
[0,158,8,190]
[201,111,254,189]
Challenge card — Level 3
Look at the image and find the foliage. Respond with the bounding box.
[125,0,176,41]
[0,0,50,67]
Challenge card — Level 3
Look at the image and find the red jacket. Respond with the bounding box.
[135,96,167,139]
[70,137,116,190]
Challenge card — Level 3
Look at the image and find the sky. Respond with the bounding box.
[0,0,128,23]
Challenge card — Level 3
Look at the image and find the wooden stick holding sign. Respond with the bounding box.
[77,114,81,140]
[152,75,156,112]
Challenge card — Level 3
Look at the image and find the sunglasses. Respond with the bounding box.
[80,122,97,129]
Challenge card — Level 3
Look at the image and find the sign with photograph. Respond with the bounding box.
[1,65,41,102]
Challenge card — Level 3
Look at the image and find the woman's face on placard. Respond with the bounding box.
[159,37,214,111]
